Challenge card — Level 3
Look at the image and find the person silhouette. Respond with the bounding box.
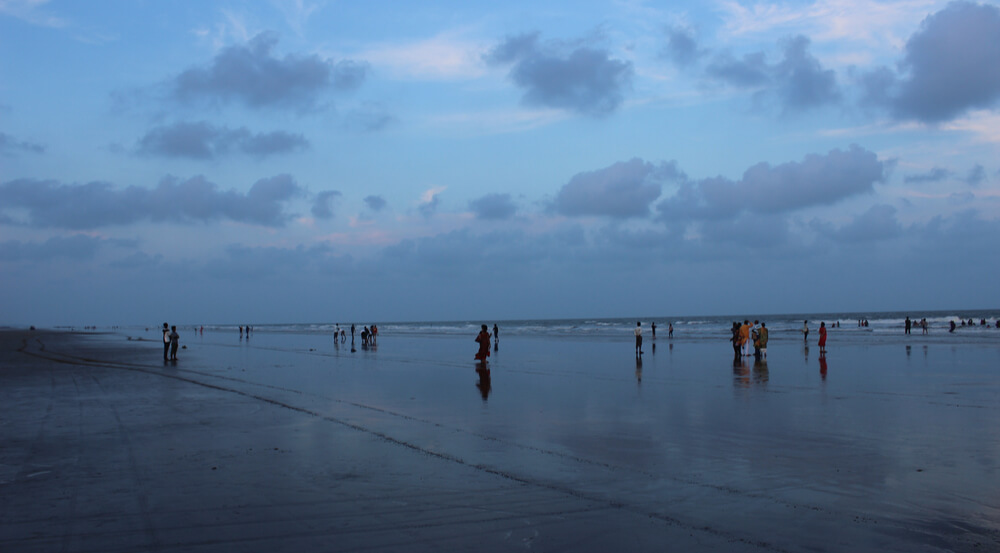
[162,322,170,360]
[475,325,491,363]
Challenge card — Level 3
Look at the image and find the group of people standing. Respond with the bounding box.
[903,316,928,335]
[632,321,674,357]
[731,320,769,359]
[361,325,378,346]
[333,323,378,346]
[801,320,828,354]
[161,322,179,361]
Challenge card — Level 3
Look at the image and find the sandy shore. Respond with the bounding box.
[1,328,998,552]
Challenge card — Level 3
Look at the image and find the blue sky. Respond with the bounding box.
[2,0,999,326]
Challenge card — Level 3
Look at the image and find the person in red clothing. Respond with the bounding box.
[474,325,491,363]
[818,321,828,355]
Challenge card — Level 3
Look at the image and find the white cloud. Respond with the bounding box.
[423,106,569,135]
[943,110,1000,144]
[420,186,446,204]
[0,0,67,27]
[716,0,946,47]
[358,32,489,80]
[191,9,253,49]
[270,0,323,35]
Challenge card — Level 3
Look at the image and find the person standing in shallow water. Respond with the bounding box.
[802,320,809,342]
[739,320,751,357]
[634,321,643,356]
[169,326,179,360]
[475,325,491,363]
[162,323,170,360]
[818,322,828,355]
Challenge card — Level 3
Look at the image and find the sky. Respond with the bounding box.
[1,0,999,326]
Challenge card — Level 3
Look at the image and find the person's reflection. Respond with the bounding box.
[733,357,750,388]
[475,366,492,400]
[635,355,643,383]
[753,358,769,385]
[906,344,911,358]
[819,354,828,380]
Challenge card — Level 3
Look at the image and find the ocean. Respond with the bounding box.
[183,309,999,345]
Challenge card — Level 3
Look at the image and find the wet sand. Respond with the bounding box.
[1,329,998,552]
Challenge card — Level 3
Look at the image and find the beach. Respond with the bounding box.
[1,325,998,552]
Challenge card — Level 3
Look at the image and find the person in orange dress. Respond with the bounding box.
[739,320,751,357]
[818,321,827,354]
[474,325,491,362]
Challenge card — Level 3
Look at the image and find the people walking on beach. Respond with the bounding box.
[351,324,356,342]
[651,322,656,339]
[668,323,673,338]
[169,325,179,360]
[493,324,499,345]
[921,318,928,334]
[731,322,741,358]
[802,320,809,342]
[758,323,768,359]
[905,316,911,335]
[162,323,170,360]
[818,322,827,354]
[634,321,643,356]
[340,329,346,342]
[475,324,491,363]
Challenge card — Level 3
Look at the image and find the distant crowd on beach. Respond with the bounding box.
[901,315,1000,334]
[329,323,380,350]
[144,314,998,363]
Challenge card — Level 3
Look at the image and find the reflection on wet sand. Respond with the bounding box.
[753,358,768,386]
[475,366,491,400]
[733,358,749,387]
[733,357,769,388]
[819,355,828,380]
